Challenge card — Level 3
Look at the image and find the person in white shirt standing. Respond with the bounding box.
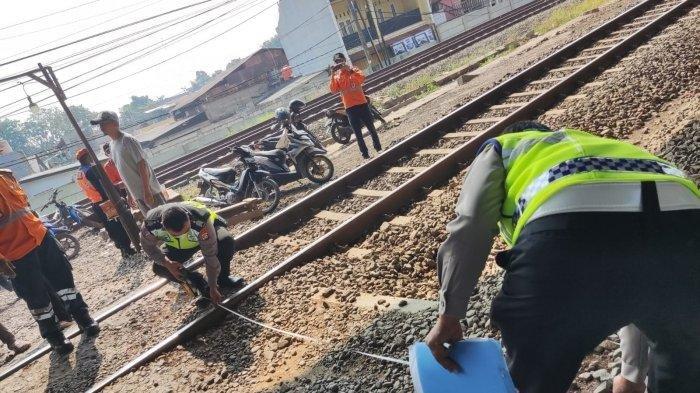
[91,111,166,215]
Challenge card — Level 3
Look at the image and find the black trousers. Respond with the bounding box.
[151,226,234,294]
[490,210,700,393]
[11,234,92,339]
[346,103,381,156]
[91,203,131,251]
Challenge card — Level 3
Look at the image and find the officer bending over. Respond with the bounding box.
[140,202,243,306]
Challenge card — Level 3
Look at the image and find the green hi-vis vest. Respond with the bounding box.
[150,201,219,250]
[487,129,699,245]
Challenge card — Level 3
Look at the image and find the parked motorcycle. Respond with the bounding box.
[194,146,280,214]
[261,101,324,151]
[40,189,103,230]
[252,109,334,185]
[324,98,386,145]
[43,220,80,260]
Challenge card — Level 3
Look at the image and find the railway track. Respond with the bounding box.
[70,0,692,390]
[149,0,566,188]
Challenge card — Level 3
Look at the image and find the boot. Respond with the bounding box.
[217,276,245,289]
[78,319,101,337]
[46,333,74,355]
[8,340,30,354]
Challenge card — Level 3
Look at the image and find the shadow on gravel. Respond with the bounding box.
[182,293,265,378]
[45,335,103,392]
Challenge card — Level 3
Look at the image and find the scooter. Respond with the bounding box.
[40,189,103,230]
[194,146,280,214]
[43,220,80,260]
[252,111,334,185]
[324,98,387,145]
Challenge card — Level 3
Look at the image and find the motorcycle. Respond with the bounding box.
[43,220,80,260]
[260,103,324,151]
[324,98,387,145]
[194,146,280,214]
[252,113,334,185]
[40,189,103,230]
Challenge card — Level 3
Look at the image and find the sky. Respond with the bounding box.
[0,0,280,120]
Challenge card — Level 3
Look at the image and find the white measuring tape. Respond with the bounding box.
[214,302,410,366]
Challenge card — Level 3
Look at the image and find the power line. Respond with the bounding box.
[0,0,105,32]
[0,0,219,68]
[0,0,254,112]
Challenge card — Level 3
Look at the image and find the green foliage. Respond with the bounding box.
[119,95,169,126]
[261,34,281,49]
[534,0,608,35]
[0,105,96,157]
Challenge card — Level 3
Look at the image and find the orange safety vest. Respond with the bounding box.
[329,67,367,109]
[76,169,102,203]
[104,160,121,184]
[0,170,47,261]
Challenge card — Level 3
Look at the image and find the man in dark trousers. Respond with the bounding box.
[1,169,99,355]
[75,148,136,258]
[425,121,700,392]
[329,52,382,159]
[140,201,243,307]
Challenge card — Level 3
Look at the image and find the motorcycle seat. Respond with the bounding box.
[255,149,286,160]
[201,167,237,181]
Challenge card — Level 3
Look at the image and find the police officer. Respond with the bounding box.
[140,201,243,306]
[75,148,135,258]
[0,169,99,355]
[424,121,700,392]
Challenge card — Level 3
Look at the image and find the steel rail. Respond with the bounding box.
[150,0,564,186]
[85,0,694,390]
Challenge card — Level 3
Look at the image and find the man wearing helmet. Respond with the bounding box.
[329,52,382,159]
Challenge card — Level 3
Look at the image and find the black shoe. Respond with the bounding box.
[195,297,210,310]
[362,153,371,159]
[120,248,137,258]
[79,320,101,337]
[217,276,245,289]
[46,335,74,355]
[374,144,382,152]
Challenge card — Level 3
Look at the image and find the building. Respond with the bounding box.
[279,0,438,73]
[279,0,531,74]
[171,48,289,122]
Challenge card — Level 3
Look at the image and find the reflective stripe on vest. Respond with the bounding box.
[152,201,218,250]
[490,129,700,245]
[76,170,102,203]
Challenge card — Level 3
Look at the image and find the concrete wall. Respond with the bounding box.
[202,83,267,122]
[278,0,349,76]
[435,0,531,41]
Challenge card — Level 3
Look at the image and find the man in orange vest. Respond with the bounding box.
[0,169,99,354]
[329,52,382,159]
[76,148,135,258]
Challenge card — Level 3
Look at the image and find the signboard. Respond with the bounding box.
[390,28,437,56]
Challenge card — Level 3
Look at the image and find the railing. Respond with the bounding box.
[342,8,424,49]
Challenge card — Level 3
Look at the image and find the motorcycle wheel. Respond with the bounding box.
[330,125,352,144]
[303,155,334,184]
[56,233,80,260]
[249,178,280,214]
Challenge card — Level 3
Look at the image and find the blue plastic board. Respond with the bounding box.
[409,339,516,393]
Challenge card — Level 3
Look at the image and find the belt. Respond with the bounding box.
[0,207,32,229]
[528,181,700,224]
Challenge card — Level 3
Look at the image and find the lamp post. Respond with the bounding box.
[19,81,40,114]
[0,64,142,250]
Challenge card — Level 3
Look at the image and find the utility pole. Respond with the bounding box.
[23,64,142,250]
[357,1,386,69]
[347,0,373,70]
[368,0,391,66]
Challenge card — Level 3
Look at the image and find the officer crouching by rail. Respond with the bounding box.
[140,201,243,307]
[425,121,700,393]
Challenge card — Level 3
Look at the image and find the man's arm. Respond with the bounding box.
[140,226,167,265]
[124,136,155,200]
[198,219,221,290]
[351,67,365,84]
[329,72,341,93]
[425,145,505,371]
[437,145,505,317]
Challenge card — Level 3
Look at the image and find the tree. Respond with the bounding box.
[119,95,167,126]
[0,118,28,153]
[262,34,281,48]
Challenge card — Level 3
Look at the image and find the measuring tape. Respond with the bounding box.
[214,302,410,366]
